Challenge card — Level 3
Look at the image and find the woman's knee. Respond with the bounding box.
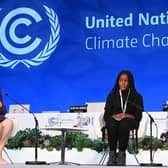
[2,119,14,130]
[119,119,130,132]
[120,118,137,130]
[0,123,3,130]
[0,124,3,136]
[106,118,117,129]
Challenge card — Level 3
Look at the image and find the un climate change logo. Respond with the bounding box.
[0,5,60,69]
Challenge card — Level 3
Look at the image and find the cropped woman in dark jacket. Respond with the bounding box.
[104,70,144,166]
[0,89,13,165]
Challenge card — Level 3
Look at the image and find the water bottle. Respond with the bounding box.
[76,112,81,127]
[57,113,62,127]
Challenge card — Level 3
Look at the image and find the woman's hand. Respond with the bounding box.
[112,113,126,120]
[112,113,135,120]
[125,113,135,119]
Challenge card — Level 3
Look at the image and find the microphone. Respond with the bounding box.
[5,93,47,165]
[128,100,156,126]
[128,100,162,166]
[5,93,38,126]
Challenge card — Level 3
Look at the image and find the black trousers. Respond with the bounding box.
[106,117,139,151]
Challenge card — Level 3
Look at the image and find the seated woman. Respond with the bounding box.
[0,89,13,165]
[103,70,144,166]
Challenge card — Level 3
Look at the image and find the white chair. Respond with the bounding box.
[97,111,148,140]
[98,112,148,165]
[137,112,149,140]
[85,102,105,139]
[86,102,105,113]
[9,104,30,113]
[92,112,105,139]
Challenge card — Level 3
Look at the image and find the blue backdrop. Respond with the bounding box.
[0,0,168,112]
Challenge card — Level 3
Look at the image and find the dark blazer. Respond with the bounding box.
[104,90,144,124]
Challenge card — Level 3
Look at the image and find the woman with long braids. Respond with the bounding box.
[104,70,144,166]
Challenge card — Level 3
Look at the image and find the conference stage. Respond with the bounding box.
[3,110,168,167]
[1,0,168,167]
[0,164,166,168]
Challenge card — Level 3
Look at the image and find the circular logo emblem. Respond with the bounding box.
[48,117,59,126]
[0,5,60,68]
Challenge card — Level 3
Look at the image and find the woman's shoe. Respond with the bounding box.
[116,151,126,166]
[107,151,117,166]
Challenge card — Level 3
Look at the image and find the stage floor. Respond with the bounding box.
[1,164,166,168]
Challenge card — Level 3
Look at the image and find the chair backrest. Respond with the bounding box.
[86,102,105,113]
[137,112,149,140]
[9,104,30,113]
[92,112,105,139]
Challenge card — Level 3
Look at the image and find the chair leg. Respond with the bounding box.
[99,148,109,165]
[128,147,140,165]
[128,140,140,165]
[127,129,140,165]
[3,148,13,164]
[132,152,140,165]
